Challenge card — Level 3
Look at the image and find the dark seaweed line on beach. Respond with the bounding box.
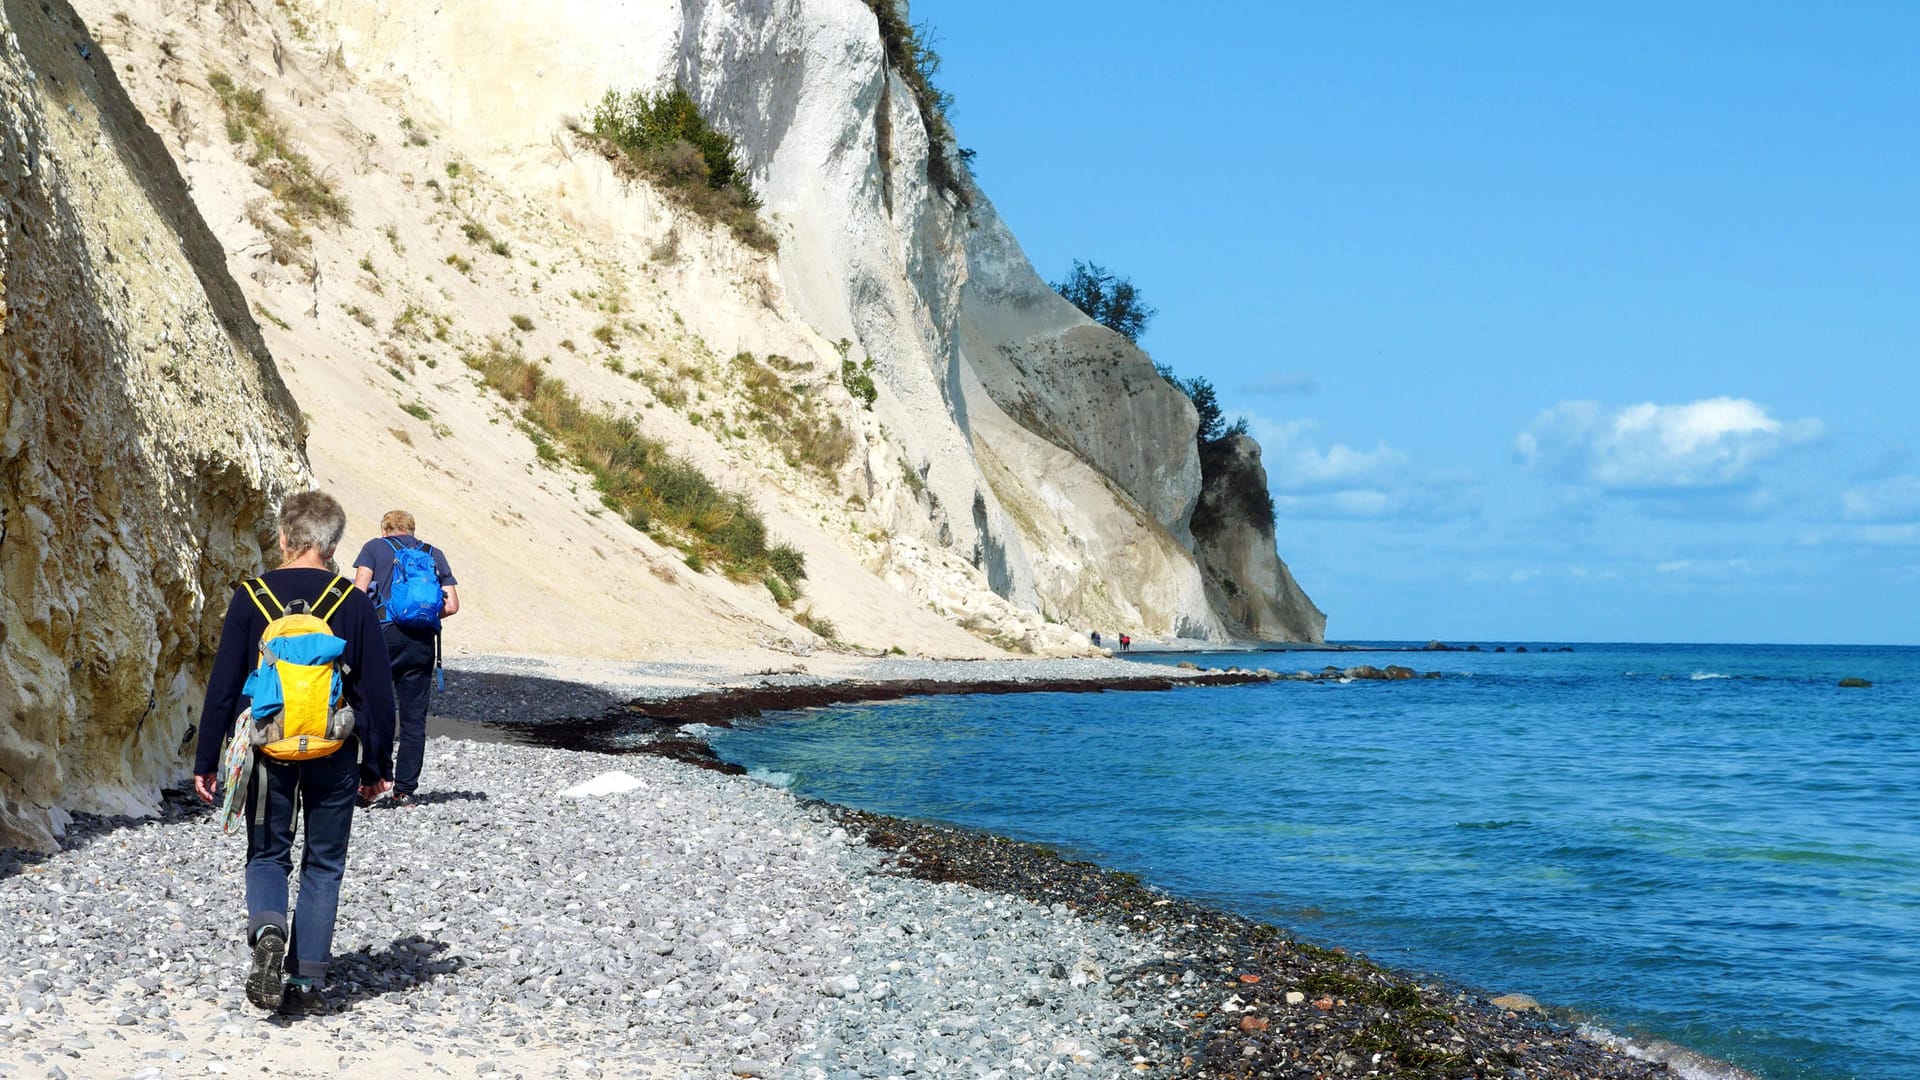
[503,670,1287,769]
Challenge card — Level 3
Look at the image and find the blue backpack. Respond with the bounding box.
[384,538,443,631]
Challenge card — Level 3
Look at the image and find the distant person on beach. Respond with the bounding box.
[353,510,458,808]
[1091,630,1102,648]
[193,491,395,1015]
[1120,633,1131,652]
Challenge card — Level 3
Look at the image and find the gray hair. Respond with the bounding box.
[279,490,346,558]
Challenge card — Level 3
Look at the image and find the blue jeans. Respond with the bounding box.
[244,743,360,979]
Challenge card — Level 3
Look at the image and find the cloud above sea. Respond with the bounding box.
[1245,415,1478,521]
[1515,396,1822,493]
[1238,371,1318,398]
[1841,474,1920,523]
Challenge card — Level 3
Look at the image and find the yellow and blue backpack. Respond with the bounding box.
[239,575,357,761]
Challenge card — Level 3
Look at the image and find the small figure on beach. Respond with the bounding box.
[1090,630,1102,648]
[1119,633,1131,652]
[353,509,459,808]
[193,491,396,1015]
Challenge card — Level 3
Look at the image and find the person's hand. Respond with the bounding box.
[358,779,392,804]
[193,773,217,804]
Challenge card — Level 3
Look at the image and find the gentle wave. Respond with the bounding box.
[1580,1024,1764,1080]
[745,767,794,788]
[1691,671,1734,680]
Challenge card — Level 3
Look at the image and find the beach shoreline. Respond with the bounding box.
[0,653,1726,1079]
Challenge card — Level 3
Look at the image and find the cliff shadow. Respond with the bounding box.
[0,787,214,879]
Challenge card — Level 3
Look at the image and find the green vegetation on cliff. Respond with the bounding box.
[206,71,349,230]
[1051,260,1156,343]
[580,87,775,252]
[861,0,971,207]
[463,342,799,580]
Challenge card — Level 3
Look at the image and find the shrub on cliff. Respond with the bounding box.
[207,71,348,232]
[581,87,775,252]
[463,341,795,578]
[861,0,971,207]
[1052,260,1156,343]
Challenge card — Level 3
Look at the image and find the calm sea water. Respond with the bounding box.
[707,643,1919,1080]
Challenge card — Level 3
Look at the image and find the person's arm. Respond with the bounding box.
[353,566,374,592]
[192,589,257,801]
[431,548,458,618]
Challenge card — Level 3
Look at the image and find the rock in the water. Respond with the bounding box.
[1838,677,1872,688]
[1491,993,1542,1012]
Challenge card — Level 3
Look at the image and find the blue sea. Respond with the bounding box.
[707,643,1919,1080]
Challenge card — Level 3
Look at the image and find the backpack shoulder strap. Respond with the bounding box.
[384,537,405,555]
[315,574,353,624]
[242,578,284,621]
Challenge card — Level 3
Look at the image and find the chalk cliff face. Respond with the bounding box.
[1193,435,1326,643]
[302,0,1305,644]
[0,0,307,850]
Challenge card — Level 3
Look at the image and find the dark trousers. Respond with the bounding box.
[384,624,436,795]
[244,744,360,978]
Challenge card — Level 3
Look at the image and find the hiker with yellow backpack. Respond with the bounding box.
[192,492,395,1015]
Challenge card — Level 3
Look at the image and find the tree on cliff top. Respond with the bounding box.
[1153,366,1249,445]
[1051,260,1157,343]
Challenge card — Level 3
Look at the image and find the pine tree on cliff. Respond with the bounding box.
[1051,260,1156,343]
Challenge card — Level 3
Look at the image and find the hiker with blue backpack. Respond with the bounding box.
[352,509,458,808]
[193,491,396,1015]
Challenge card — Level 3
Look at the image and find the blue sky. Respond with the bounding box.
[914,0,1919,644]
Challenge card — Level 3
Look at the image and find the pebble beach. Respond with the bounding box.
[0,655,1683,1079]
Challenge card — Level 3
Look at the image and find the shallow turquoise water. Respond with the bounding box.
[708,643,1919,1080]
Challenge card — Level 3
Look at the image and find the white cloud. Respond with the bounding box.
[1240,371,1318,398]
[1515,397,1822,491]
[1654,558,1752,579]
[1249,418,1407,493]
[1799,523,1920,548]
[1842,475,1920,523]
[1244,415,1476,521]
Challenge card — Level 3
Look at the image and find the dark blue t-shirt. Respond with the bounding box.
[353,535,456,624]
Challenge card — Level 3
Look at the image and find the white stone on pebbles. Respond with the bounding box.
[0,735,1164,1077]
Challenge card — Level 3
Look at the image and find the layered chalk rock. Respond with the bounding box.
[0,0,306,850]
[1192,435,1325,643]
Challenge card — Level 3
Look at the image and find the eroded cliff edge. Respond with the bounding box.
[0,0,307,850]
[1193,435,1326,643]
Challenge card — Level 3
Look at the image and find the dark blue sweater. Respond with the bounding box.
[194,568,396,782]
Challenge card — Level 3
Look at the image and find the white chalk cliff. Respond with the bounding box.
[2,0,1322,847]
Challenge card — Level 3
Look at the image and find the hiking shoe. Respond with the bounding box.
[279,981,329,1016]
[244,926,287,1010]
[389,791,419,808]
